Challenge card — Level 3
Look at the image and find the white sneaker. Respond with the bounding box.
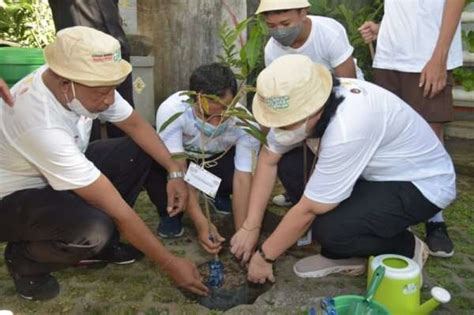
[272,193,293,207]
[293,254,366,278]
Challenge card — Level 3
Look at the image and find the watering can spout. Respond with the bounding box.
[418,287,451,315]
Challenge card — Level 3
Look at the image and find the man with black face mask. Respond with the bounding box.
[257,0,363,79]
[256,0,363,208]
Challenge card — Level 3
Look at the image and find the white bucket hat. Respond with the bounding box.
[252,55,333,128]
[44,26,132,87]
[256,0,311,15]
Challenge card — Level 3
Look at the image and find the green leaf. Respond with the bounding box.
[242,127,267,145]
[159,111,184,133]
[236,120,266,140]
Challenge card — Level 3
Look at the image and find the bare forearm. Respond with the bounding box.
[433,0,464,62]
[245,157,278,228]
[186,187,207,227]
[116,112,179,172]
[232,171,252,230]
[116,207,175,265]
[262,204,316,259]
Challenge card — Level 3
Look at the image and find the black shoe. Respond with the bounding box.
[12,274,60,301]
[210,195,232,215]
[157,216,185,239]
[425,222,454,257]
[4,245,59,300]
[78,242,144,265]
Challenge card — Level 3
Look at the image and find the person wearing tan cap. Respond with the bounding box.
[256,0,363,209]
[0,26,208,300]
[230,55,456,283]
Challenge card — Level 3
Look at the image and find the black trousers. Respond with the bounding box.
[278,146,440,259]
[0,137,151,276]
[146,148,235,220]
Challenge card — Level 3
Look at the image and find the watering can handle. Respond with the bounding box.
[367,265,385,302]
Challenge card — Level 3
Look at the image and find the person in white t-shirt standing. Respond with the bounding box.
[358,0,464,258]
[0,27,209,300]
[230,55,456,282]
[147,63,261,253]
[256,0,363,209]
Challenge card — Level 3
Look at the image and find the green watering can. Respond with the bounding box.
[368,254,451,315]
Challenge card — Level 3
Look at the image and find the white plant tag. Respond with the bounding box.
[184,162,222,198]
[297,229,312,247]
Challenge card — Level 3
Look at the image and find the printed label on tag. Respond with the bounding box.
[184,162,222,198]
[297,229,312,247]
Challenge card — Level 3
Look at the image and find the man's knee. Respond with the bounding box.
[312,217,352,254]
[72,211,115,255]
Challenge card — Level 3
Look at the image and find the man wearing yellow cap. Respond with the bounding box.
[255,0,363,208]
[0,27,208,300]
[230,55,456,283]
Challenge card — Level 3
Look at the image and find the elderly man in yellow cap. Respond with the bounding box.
[255,0,363,208]
[0,26,208,300]
[230,55,456,283]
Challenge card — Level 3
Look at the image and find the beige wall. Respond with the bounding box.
[137,0,247,105]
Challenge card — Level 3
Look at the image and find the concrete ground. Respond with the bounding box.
[0,137,473,314]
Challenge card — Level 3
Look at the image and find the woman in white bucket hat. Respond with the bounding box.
[230,54,456,283]
[256,0,364,208]
[0,26,208,300]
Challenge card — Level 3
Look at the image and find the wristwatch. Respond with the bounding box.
[257,245,276,264]
[167,171,184,180]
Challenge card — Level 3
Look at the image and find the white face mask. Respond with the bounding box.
[273,119,308,146]
[65,82,99,119]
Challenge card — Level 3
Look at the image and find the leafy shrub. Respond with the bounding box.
[453,67,474,92]
[0,0,55,48]
[309,0,383,81]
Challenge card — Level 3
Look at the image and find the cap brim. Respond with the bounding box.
[252,63,333,128]
[256,3,310,14]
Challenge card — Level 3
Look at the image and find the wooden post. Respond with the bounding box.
[137,0,247,106]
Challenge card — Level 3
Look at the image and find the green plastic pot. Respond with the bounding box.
[333,295,391,315]
[0,47,45,87]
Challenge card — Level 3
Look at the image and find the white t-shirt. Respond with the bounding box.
[374,0,463,72]
[0,65,133,199]
[265,15,365,79]
[156,92,261,173]
[267,79,456,209]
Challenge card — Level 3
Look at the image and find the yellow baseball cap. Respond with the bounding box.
[44,26,132,87]
[256,0,311,15]
[252,55,333,128]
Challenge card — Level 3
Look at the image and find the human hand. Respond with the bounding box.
[162,256,209,296]
[230,223,260,264]
[166,178,188,217]
[419,58,447,98]
[197,222,225,254]
[0,79,14,106]
[247,251,275,284]
[358,21,380,44]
